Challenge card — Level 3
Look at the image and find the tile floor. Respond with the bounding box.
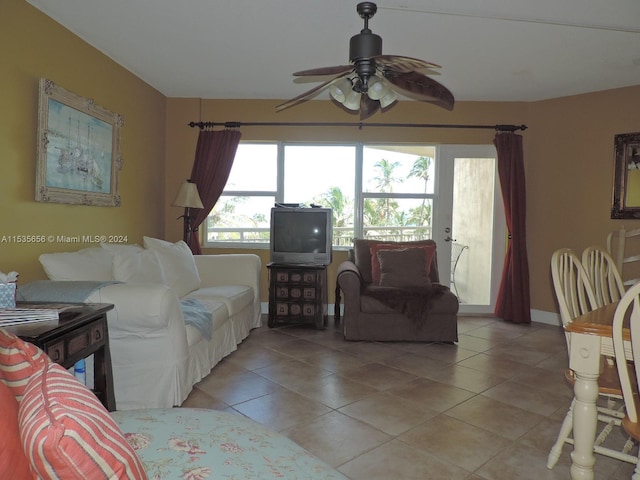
[181,315,638,479]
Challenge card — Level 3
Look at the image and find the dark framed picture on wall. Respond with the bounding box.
[35,78,123,206]
[611,132,640,219]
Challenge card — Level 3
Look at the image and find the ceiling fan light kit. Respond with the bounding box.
[276,1,455,120]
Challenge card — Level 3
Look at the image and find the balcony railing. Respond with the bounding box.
[204,226,433,248]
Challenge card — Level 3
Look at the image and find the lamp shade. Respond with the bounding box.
[379,89,398,108]
[342,90,362,110]
[329,77,353,103]
[367,75,389,101]
[173,180,204,209]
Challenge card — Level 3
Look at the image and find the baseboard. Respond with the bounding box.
[530,309,562,326]
[261,302,560,327]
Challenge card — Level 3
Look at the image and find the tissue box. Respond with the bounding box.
[0,283,16,308]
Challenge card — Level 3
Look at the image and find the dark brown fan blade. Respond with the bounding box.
[384,71,454,111]
[375,55,441,74]
[360,95,380,120]
[293,65,354,76]
[276,73,350,112]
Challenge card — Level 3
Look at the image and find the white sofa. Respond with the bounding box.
[27,237,262,411]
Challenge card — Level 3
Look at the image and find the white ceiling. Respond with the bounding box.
[26,0,640,104]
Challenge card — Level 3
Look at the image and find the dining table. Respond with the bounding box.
[564,301,632,480]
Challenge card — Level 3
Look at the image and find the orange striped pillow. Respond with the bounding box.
[18,362,147,480]
[0,380,37,479]
[0,328,48,401]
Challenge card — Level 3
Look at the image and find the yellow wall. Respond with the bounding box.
[5,0,640,317]
[0,0,166,283]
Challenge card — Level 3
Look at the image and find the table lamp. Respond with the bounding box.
[173,179,204,244]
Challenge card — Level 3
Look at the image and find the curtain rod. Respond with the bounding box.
[188,121,527,132]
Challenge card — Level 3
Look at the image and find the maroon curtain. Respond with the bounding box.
[187,128,242,254]
[494,132,531,324]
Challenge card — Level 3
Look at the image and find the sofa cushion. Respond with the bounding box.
[18,362,147,480]
[112,249,167,284]
[370,243,436,285]
[186,285,254,317]
[354,238,438,284]
[39,247,114,281]
[377,248,432,288]
[143,237,201,297]
[181,298,229,346]
[0,381,36,479]
[0,329,48,401]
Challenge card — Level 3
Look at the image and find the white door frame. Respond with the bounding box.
[433,145,506,315]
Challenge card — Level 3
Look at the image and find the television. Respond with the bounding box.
[270,206,333,265]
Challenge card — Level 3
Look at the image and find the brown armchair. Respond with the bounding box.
[336,239,459,342]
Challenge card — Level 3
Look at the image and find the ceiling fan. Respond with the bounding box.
[276,2,455,120]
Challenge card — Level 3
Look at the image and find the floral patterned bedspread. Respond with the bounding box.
[111,408,348,480]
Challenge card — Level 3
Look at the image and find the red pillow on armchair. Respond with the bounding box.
[377,247,432,288]
[370,243,437,285]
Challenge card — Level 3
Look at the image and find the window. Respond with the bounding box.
[204,142,436,249]
[283,145,355,246]
[362,145,435,241]
[205,144,276,244]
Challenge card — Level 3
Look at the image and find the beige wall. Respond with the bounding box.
[1,0,166,283]
[525,87,640,313]
[5,0,640,317]
[166,89,640,314]
[165,99,531,305]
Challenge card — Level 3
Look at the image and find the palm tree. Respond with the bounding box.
[316,187,348,224]
[409,156,433,229]
[373,158,402,192]
[372,158,402,224]
[314,186,353,246]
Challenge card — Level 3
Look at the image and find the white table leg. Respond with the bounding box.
[568,332,603,480]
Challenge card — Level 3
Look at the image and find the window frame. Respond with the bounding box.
[202,141,437,250]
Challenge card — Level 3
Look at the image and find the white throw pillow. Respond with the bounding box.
[112,249,166,284]
[143,237,201,297]
[100,243,144,255]
[39,247,114,281]
[141,237,174,249]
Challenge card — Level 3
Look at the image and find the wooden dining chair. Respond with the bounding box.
[547,248,633,469]
[612,281,640,479]
[582,245,626,307]
[608,227,640,289]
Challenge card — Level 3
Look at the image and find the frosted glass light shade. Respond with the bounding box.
[379,90,398,108]
[173,181,203,208]
[343,90,362,110]
[329,78,353,103]
[367,76,389,101]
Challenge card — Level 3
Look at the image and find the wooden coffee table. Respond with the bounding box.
[7,303,116,411]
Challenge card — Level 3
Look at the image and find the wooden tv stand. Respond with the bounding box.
[267,263,327,329]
